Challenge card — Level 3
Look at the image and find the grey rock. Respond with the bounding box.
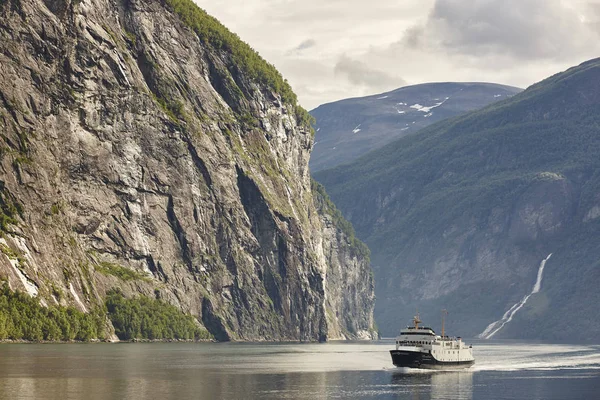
[0,0,374,341]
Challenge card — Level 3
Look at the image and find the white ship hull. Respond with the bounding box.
[390,349,474,370]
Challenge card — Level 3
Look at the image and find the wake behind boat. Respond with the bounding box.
[390,312,474,370]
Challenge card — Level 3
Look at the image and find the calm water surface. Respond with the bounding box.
[0,341,599,399]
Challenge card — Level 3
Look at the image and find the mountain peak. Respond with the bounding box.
[309,82,522,172]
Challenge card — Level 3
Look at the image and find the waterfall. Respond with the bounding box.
[478,253,553,339]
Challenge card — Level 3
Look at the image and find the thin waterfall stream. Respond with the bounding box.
[478,253,553,339]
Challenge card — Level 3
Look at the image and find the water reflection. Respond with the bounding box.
[390,371,473,400]
[0,342,598,400]
[0,363,473,400]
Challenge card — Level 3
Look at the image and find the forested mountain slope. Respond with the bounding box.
[315,58,600,342]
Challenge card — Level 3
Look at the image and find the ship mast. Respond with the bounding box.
[441,309,448,338]
[413,312,422,329]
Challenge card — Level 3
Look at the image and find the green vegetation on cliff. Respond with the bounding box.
[311,179,370,259]
[164,0,313,126]
[0,284,212,341]
[105,289,211,341]
[0,283,105,341]
[96,261,150,282]
[0,185,22,232]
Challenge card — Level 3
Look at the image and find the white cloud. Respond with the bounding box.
[402,0,599,60]
[194,0,600,109]
[334,55,406,92]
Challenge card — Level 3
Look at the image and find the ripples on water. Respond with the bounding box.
[0,341,598,399]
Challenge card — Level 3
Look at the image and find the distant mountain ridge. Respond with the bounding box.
[309,82,522,172]
[314,58,600,342]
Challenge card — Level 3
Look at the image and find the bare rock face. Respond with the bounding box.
[0,0,374,340]
[312,181,375,340]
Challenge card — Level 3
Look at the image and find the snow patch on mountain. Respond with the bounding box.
[410,97,450,113]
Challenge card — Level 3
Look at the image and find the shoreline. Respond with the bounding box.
[0,337,378,345]
[0,338,216,344]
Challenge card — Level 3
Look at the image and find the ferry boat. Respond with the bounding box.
[390,311,474,370]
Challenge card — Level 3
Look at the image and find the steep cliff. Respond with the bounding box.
[0,0,375,340]
[315,58,600,342]
[312,180,375,339]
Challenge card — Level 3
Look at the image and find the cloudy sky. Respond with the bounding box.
[195,0,600,109]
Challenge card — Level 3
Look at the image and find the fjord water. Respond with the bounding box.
[0,342,598,399]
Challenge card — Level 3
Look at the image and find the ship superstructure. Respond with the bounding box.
[389,312,474,369]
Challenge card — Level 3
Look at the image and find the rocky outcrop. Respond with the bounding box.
[0,0,374,340]
[313,180,375,340]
